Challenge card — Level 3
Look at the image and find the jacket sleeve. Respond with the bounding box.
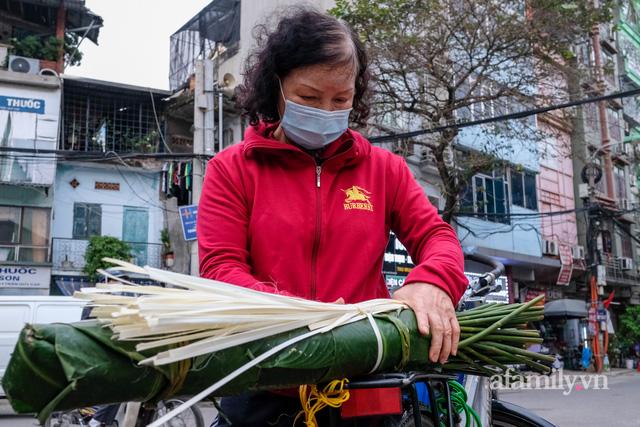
[197,156,293,295]
[389,158,468,304]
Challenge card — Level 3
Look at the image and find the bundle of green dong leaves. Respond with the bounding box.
[2,260,552,423]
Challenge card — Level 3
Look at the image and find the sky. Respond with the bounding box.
[66,0,213,90]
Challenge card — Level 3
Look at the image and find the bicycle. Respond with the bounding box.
[296,251,557,427]
[44,396,205,427]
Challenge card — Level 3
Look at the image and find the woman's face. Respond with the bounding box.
[278,63,356,115]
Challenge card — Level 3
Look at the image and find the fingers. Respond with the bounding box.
[416,307,430,337]
[392,282,459,364]
[333,297,345,304]
[428,312,444,363]
[450,316,460,357]
[439,318,452,364]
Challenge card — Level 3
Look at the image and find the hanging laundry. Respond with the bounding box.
[185,162,192,191]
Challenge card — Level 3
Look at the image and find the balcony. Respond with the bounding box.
[52,238,162,272]
[169,0,240,90]
[604,256,638,286]
[60,76,170,153]
[619,26,640,86]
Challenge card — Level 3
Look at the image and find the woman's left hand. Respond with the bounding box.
[392,282,459,364]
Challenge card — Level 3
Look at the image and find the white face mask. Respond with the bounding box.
[279,81,352,150]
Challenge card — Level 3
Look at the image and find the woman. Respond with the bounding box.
[197,8,468,426]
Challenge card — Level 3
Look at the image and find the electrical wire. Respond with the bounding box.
[368,86,640,143]
[149,90,173,154]
[0,146,211,161]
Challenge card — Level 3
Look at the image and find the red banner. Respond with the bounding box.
[556,244,574,286]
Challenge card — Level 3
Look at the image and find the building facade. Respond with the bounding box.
[0,70,61,295]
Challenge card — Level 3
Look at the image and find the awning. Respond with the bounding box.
[544,299,588,318]
[2,0,103,44]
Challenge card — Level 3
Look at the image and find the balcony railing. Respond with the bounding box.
[604,256,638,285]
[52,238,162,272]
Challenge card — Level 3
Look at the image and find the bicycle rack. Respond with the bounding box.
[345,372,460,427]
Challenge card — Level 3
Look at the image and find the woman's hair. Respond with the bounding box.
[236,7,370,127]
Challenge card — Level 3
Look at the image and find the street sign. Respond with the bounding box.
[0,95,45,114]
[597,308,607,322]
[179,204,198,241]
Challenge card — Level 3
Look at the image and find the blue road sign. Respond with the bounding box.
[179,204,198,241]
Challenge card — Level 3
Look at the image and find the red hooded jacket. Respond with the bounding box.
[197,123,468,304]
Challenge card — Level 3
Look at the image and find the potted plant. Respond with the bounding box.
[83,236,131,283]
[10,33,83,72]
[160,228,175,268]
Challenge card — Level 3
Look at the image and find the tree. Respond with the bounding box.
[83,236,131,282]
[619,305,640,348]
[332,0,612,223]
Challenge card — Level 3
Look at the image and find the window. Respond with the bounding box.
[617,223,633,258]
[0,207,21,244]
[455,77,535,128]
[510,169,538,210]
[607,107,622,142]
[461,171,510,224]
[72,203,102,239]
[584,102,599,132]
[601,230,613,255]
[462,167,539,222]
[614,166,627,201]
[0,206,50,262]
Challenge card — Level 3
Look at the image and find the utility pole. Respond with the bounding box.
[190,59,216,276]
[584,163,603,373]
[584,12,614,373]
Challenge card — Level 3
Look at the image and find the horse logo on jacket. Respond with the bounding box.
[342,186,373,212]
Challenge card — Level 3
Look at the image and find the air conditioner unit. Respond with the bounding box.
[571,245,585,259]
[620,257,633,271]
[8,55,40,75]
[543,239,559,256]
[620,198,631,210]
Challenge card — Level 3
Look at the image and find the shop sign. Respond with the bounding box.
[383,232,414,276]
[0,95,45,114]
[556,244,573,286]
[0,266,50,289]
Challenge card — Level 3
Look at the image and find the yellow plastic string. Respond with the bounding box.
[296,379,350,427]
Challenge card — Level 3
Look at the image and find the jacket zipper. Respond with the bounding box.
[310,165,322,299]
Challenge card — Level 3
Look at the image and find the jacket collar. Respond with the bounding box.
[242,121,370,169]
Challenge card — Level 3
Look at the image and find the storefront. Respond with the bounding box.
[0,68,61,295]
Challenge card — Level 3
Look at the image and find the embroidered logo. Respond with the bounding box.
[342,185,373,212]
